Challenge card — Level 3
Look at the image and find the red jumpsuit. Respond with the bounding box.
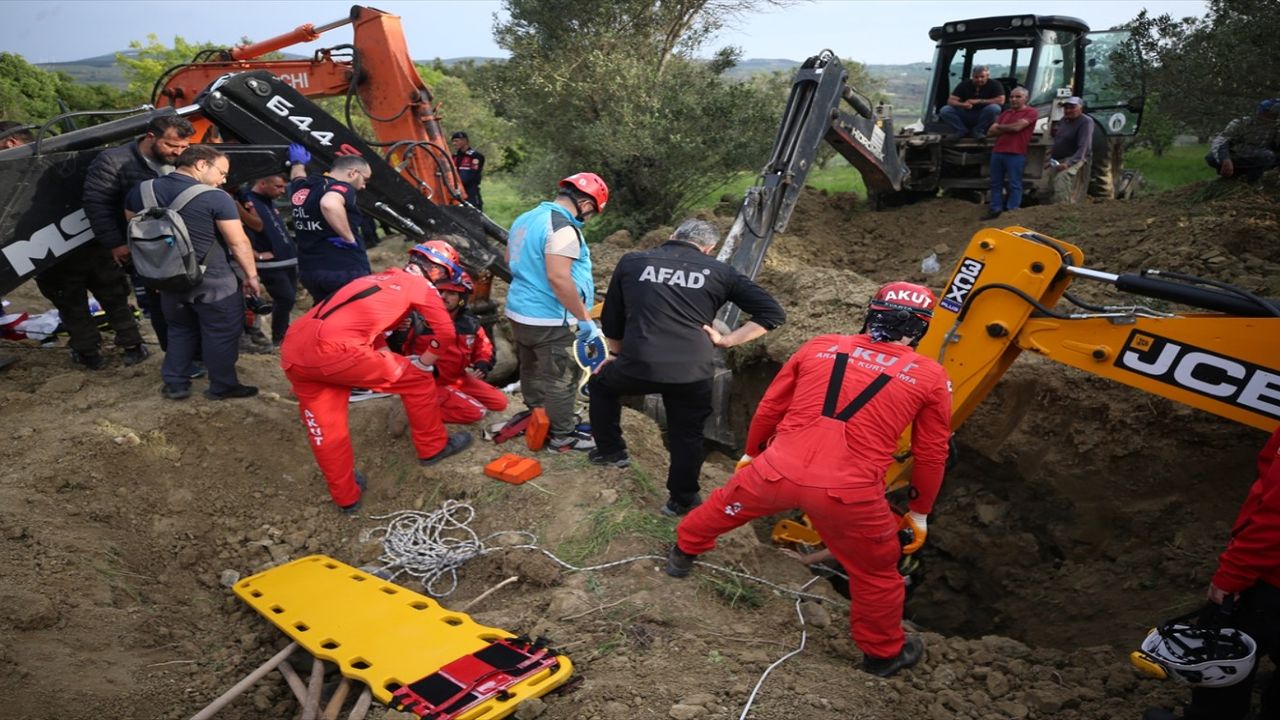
[280,268,456,507]
[1212,425,1280,594]
[676,333,952,659]
[412,312,509,424]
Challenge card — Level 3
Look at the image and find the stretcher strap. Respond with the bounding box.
[389,637,560,719]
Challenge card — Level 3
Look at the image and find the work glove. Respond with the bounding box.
[735,454,754,471]
[287,143,311,166]
[898,512,928,555]
[326,236,357,249]
[575,319,603,344]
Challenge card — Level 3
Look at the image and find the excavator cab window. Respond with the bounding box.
[1026,30,1079,108]
[931,43,1027,119]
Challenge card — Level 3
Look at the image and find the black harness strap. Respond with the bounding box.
[821,351,893,421]
[316,284,382,320]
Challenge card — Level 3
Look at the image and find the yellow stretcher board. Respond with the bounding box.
[233,555,573,719]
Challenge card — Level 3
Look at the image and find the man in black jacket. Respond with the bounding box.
[588,219,786,517]
[81,114,195,354]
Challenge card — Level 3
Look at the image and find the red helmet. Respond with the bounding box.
[559,172,609,212]
[436,270,474,296]
[409,240,464,284]
[870,282,937,322]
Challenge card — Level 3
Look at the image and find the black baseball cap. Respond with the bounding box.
[451,131,468,139]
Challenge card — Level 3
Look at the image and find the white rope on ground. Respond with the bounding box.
[737,576,820,720]
[361,502,837,604]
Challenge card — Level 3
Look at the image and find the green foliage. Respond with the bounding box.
[0,52,133,126]
[417,63,522,172]
[1125,143,1212,192]
[490,0,788,236]
[1118,1,1280,139]
[117,34,227,102]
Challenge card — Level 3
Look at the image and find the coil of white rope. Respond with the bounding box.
[360,501,836,604]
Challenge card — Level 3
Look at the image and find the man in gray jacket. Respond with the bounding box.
[1047,97,1094,204]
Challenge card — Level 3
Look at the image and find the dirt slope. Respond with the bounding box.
[0,177,1276,720]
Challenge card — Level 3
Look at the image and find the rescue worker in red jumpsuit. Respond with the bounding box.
[666,282,952,678]
[279,252,474,513]
[428,270,509,423]
[399,240,509,424]
[1143,425,1280,720]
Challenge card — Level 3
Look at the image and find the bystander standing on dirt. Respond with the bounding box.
[588,218,785,517]
[1206,98,1279,184]
[451,131,485,211]
[125,145,261,401]
[240,174,298,347]
[287,144,374,302]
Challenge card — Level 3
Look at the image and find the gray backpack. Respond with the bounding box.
[127,180,220,292]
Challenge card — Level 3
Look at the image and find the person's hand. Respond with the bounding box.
[576,319,603,344]
[111,245,131,266]
[1220,159,1235,178]
[245,275,262,297]
[466,366,487,379]
[287,143,311,166]
[326,236,357,249]
[735,454,753,471]
[255,251,275,261]
[702,324,732,348]
[243,201,260,218]
[1207,583,1236,605]
[417,350,439,366]
[899,512,928,555]
[963,100,974,110]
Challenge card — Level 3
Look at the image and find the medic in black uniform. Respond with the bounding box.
[286,144,374,302]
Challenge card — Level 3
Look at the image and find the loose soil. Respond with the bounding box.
[1,176,1276,720]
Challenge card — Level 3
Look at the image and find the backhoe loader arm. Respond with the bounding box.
[701,51,909,447]
[718,51,908,322]
[883,227,1280,491]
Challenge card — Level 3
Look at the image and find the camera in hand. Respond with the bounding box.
[245,295,274,315]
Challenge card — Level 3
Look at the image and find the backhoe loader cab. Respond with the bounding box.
[892,14,1144,205]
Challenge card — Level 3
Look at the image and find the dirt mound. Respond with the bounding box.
[1,179,1275,719]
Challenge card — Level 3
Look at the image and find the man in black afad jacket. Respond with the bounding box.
[81,115,196,355]
[588,219,786,517]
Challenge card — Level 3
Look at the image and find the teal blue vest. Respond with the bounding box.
[505,201,594,325]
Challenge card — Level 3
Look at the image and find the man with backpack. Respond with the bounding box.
[125,145,260,401]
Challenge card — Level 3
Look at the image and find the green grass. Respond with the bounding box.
[699,573,765,610]
[688,156,869,212]
[1125,143,1210,193]
[555,498,675,565]
[477,173,537,229]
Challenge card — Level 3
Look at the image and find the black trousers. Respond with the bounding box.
[159,291,244,394]
[34,243,142,354]
[258,267,298,344]
[1187,581,1280,719]
[588,364,713,504]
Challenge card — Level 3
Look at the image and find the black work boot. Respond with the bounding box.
[664,546,697,578]
[862,635,924,677]
[587,448,630,468]
[339,471,368,515]
[660,494,702,518]
[421,432,474,466]
[70,348,109,370]
[121,344,150,366]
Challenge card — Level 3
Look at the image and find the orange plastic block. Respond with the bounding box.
[525,408,550,451]
[485,453,542,484]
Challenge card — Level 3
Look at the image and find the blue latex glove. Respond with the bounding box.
[576,319,603,344]
[326,236,357,249]
[287,143,311,166]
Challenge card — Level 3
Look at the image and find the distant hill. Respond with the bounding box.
[37,52,934,119]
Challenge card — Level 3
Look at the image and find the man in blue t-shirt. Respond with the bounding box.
[125,145,261,401]
[240,174,298,345]
[286,146,374,302]
[504,172,608,451]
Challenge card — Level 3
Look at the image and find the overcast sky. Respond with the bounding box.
[5,0,1207,66]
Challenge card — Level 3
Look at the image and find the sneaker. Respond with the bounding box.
[587,448,630,468]
[339,471,368,515]
[349,388,393,403]
[663,545,697,578]
[239,335,273,355]
[121,344,150,366]
[187,364,208,380]
[862,635,924,678]
[980,208,1002,220]
[420,432,474,466]
[204,384,259,400]
[70,349,109,370]
[161,383,191,400]
[659,494,703,518]
[548,430,596,452]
